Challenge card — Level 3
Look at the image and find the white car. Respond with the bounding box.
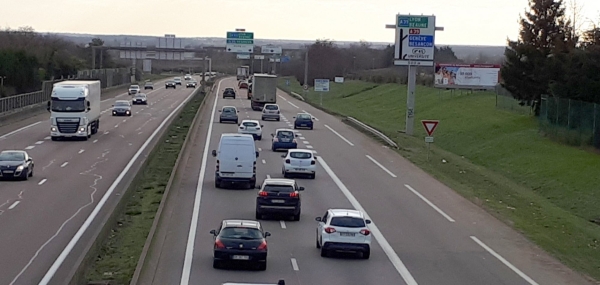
[128,84,140,95]
[261,104,280,121]
[281,149,316,179]
[238,119,264,140]
[315,209,372,259]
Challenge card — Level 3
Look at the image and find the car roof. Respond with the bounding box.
[135,93,146,96]
[115,100,130,104]
[275,128,294,133]
[328,209,364,218]
[262,178,296,186]
[222,219,261,229]
[297,113,311,116]
[0,150,25,154]
[287,149,313,154]
[241,119,260,124]
[222,106,237,109]
[130,85,139,87]
[264,103,279,106]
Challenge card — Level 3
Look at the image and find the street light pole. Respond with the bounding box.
[303,48,309,87]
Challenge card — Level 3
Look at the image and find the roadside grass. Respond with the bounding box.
[278,77,600,281]
[83,90,206,284]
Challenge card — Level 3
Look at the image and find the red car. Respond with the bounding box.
[239,81,249,89]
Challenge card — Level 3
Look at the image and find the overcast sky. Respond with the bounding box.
[1,0,599,45]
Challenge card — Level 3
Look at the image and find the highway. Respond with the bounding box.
[0,76,202,285]
[139,77,596,285]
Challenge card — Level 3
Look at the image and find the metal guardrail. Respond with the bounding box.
[290,91,305,101]
[346,117,399,149]
[0,90,46,115]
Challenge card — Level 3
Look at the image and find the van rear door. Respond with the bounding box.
[219,143,256,178]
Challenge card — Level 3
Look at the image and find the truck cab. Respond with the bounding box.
[47,80,101,141]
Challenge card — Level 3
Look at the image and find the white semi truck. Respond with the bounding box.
[47,80,102,141]
[237,66,250,80]
[250,74,278,111]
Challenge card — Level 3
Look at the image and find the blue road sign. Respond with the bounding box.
[281,56,291,63]
[408,35,434,47]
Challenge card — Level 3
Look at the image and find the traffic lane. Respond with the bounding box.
[276,90,594,285]
[0,84,197,285]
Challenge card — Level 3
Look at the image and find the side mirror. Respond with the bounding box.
[237,110,239,113]
[256,151,259,158]
[27,157,32,162]
[260,125,264,128]
[298,187,305,191]
[270,133,274,137]
[112,105,114,107]
[365,219,372,224]
[218,110,221,112]
[315,217,322,222]
[293,117,296,119]
[281,154,286,158]
[295,134,299,137]
[264,232,271,237]
[211,150,217,157]
[210,229,216,235]
[87,101,91,107]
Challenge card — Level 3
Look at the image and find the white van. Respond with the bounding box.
[211,134,259,189]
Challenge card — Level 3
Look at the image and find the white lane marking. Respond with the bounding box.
[295,133,302,136]
[8,201,20,210]
[78,149,85,154]
[299,136,305,140]
[138,132,143,135]
[60,162,68,168]
[306,145,313,149]
[24,146,34,150]
[266,174,271,179]
[38,179,47,185]
[93,139,98,143]
[365,155,397,178]
[0,121,41,139]
[35,141,44,145]
[404,184,455,222]
[122,119,127,122]
[258,147,262,151]
[470,236,539,285]
[312,150,318,154]
[324,125,354,146]
[291,258,299,271]
[103,131,109,135]
[44,136,50,140]
[302,141,309,144]
[34,80,197,285]
[114,124,119,128]
[317,157,418,285]
[288,101,299,109]
[280,220,286,229]
[180,79,221,284]
[261,159,266,164]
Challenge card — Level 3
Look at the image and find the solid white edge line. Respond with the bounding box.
[324,125,354,146]
[180,79,222,285]
[317,157,418,285]
[0,121,41,139]
[36,82,198,285]
[365,155,397,178]
[403,184,455,223]
[290,258,299,271]
[470,236,539,285]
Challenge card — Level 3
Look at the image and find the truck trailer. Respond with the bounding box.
[237,66,250,80]
[47,80,102,141]
[250,74,278,111]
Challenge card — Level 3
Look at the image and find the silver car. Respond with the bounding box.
[132,93,148,105]
[261,104,281,121]
[219,106,239,124]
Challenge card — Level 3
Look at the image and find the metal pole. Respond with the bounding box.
[304,49,309,86]
[99,50,103,69]
[92,47,96,69]
[427,142,430,161]
[260,59,264,73]
[405,64,416,135]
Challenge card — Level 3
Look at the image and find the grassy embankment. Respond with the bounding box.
[278,77,600,281]
[83,86,208,284]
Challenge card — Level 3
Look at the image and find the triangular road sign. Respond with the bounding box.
[421,120,439,136]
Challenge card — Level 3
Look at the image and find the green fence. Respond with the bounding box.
[495,85,534,115]
[539,95,600,148]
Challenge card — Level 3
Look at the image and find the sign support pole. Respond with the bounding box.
[260,59,264,73]
[406,64,416,135]
[427,141,431,161]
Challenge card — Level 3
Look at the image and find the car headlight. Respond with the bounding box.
[79,127,86,132]
[51,127,57,132]
[16,165,24,171]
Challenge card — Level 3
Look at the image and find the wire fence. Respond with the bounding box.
[495,85,534,116]
[0,68,132,116]
[539,95,600,148]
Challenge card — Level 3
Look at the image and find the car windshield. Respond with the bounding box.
[115,101,130,106]
[222,108,236,113]
[51,97,86,112]
[243,122,258,127]
[265,105,278,110]
[145,83,152,86]
[134,95,145,98]
[263,184,294,193]
[297,114,311,120]
[0,152,25,161]
[130,85,139,89]
[225,88,234,91]
[277,131,294,138]
[330,216,366,228]
[219,227,263,239]
[290,152,311,159]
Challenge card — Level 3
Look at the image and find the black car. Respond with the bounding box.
[293,113,314,130]
[144,82,154,90]
[132,93,148,105]
[219,106,239,124]
[165,81,176,89]
[255,178,304,221]
[186,81,197,88]
[112,100,132,116]
[0,150,34,180]
[223,87,236,99]
[210,219,271,270]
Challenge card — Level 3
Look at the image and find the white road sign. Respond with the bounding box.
[394,15,436,66]
[261,45,282,54]
[314,79,330,92]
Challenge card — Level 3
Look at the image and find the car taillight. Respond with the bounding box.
[273,138,279,142]
[311,160,316,165]
[258,191,268,197]
[360,229,371,236]
[257,241,267,250]
[324,227,336,234]
[289,192,299,198]
[285,159,290,164]
[293,139,297,143]
[215,239,225,249]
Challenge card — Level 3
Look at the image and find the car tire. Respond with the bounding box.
[283,172,289,178]
[362,249,370,259]
[276,118,280,121]
[212,259,221,269]
[235,120,239,124]
[294,125,297,129]
[309,173,316,179]
[255,211,262,220]
[29,167,33,177]
[316,236,321,248]
[310,126,314,130]
[51,137,58,141]
[215,179,221,188]
[271,146,276,151]
[257,262,267,271]
[292,211,300,221]
[257,135,262,141]
[320,246,328,257]
[219,120,222,123]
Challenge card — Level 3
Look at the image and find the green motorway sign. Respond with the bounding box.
[226,39,253,44]
[226,32,254,40]
[398,16,429,28]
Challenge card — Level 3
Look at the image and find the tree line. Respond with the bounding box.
[0,27,118,97]
[501,0,600,115]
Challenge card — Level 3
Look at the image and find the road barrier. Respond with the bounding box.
[346,117,399,149]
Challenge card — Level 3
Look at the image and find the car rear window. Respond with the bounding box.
[290,152,311,159]
[115,101,129,106]
[297,114,311,119]
[330,217,366,228]
[265,105,279,110]
[223,108,236,113]
[220,227,263,239]
[263,184,294,192]
[277,131,294,138]
[243,122,258,127]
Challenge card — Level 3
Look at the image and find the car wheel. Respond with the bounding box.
[292,211,300,221]
[310,174,316,179]
[51,137,58,141]
[294,125,297,129]
[257,135,262,141]
[215,179,221,188]
[320,246,328,257]
[235,120,239,124]
[255,211,262,220]
[283,172,289,178]
[310,126,314,130]
[212,259,221,269]
[219,120,222,123]
[276,118,280,121]
[316,235,321,248]
[362,249,370,259]
[29,167,33,177]
[257,262,267,271]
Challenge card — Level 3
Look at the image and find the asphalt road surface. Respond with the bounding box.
[141,77,595,285]
[0,77,203,285]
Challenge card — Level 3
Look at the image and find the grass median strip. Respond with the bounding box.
[278,77,600,281]
[83,89,206,284]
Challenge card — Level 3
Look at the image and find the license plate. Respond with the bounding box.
[232,255,249,260]
[301,124,306,126]
[340,232,355,237]
[220,173,234,176]
[294,168,304,171]
[3,170,14,173]
[271,199,285,203]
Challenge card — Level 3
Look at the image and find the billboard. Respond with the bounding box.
[434,64,500,89]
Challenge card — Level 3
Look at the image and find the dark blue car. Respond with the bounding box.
[271,129,298,151]
[293,113,314,130]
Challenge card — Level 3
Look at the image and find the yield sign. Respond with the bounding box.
[421,120,439,136]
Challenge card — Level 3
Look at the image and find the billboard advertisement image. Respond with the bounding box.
[434,64,500,89]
